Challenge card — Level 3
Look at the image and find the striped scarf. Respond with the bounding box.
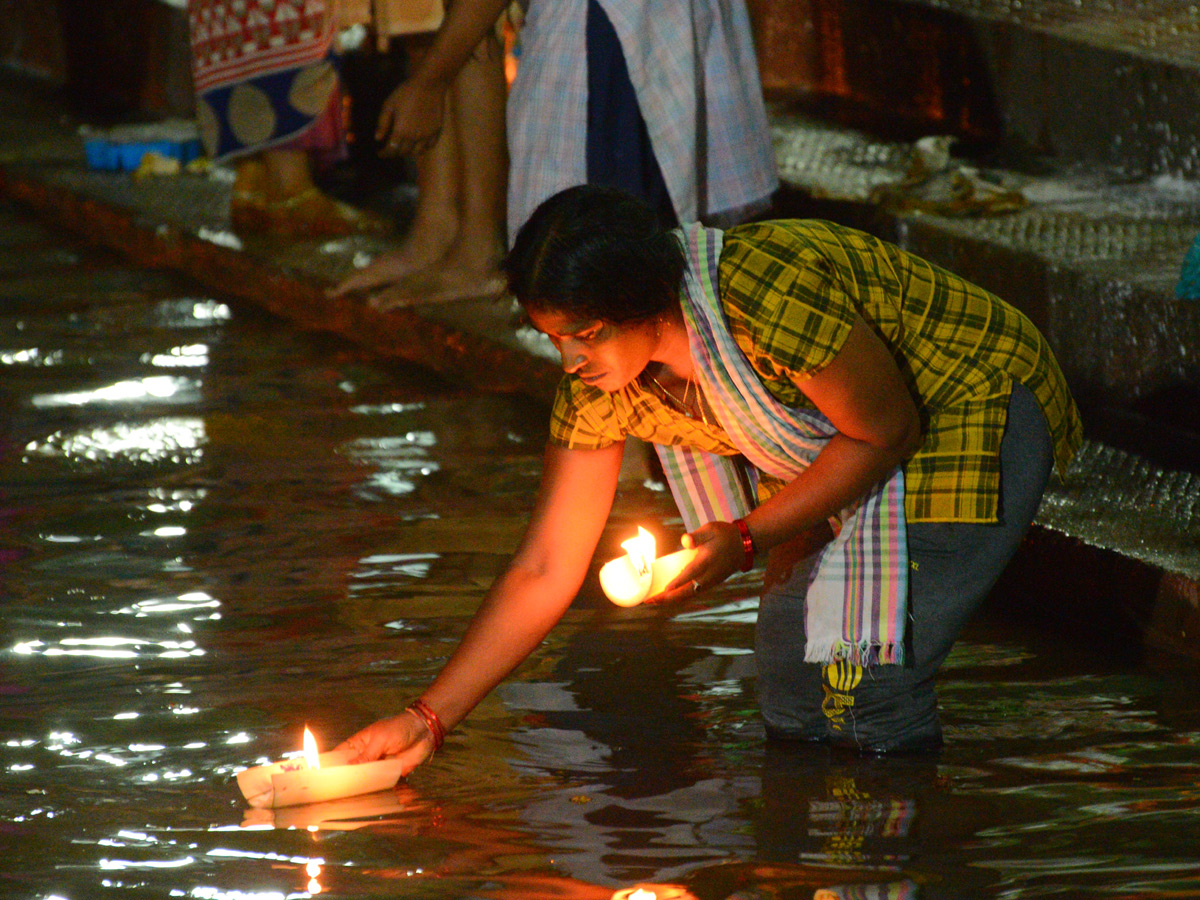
[655,224,908,666]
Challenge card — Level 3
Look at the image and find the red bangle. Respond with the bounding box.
[407,698,446,751]
[732,518,756,571]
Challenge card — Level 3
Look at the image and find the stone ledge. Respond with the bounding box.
[769,108,1200,406]
[0,164,562,401]
[750,0,1200,177]
[886,0,1200,69]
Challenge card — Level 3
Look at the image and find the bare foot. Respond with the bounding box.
[330,215,458,297]
[367,261,506,311]
[331,243,438,297]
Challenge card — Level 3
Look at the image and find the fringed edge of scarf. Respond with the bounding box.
[810,639,906,668]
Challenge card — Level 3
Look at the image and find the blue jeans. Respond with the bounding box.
[755,384,1055,753]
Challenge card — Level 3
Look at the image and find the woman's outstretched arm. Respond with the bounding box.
[337,441,626,768]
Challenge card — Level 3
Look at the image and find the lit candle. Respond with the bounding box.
[599,527,698,607]
[236,727,406,809]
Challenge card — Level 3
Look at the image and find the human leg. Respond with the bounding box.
[368,26,508,310]
[756,384,1055,753]
[444,25,507,270]
[331,40,463,297]
[232,153,268,201]
[756,541,828,741]
[224,69,386,240]
[230,149,315,233]
[231,147,388,238]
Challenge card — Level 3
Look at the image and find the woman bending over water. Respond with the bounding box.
[339,184,1082,762]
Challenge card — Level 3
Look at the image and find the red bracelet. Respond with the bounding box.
[732,518,756,571]
[407,698,446,751]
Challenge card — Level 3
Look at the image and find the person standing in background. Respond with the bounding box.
[333,4,509,310]
[506,0,779,234]
[187,0,385,237]
[333,0,779,306]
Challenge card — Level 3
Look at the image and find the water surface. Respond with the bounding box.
[2,202,1199,900]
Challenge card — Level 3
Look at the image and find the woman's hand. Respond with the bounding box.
[651,521,746,602]
[375,78,448,158]
[372,0,509,157]
[335,711,437,773]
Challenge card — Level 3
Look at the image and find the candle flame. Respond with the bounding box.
[303,727,320,770]
[621,526,656,577]
[626,890,656,900]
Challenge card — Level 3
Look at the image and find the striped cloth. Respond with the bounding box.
[506,0,778,238]
[655,442,756,535]
[666,223,908,666]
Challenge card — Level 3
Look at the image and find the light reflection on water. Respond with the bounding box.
[31,374,201,408]
[23,416,207,467]
[2,207,1200,900]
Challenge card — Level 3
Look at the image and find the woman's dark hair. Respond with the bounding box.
[503,184,686,324]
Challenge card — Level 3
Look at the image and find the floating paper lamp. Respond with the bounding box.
[612,886,697,900]
[236,727,406,809]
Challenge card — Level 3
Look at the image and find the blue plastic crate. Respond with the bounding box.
[83,139,119,171]
[81,122,204,173]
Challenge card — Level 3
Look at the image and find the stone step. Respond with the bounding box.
[999,440,1200,665]
[768,107,1200,446]
[891,0,1200,69]
[749,0,1200,177]
[763,99,1200,660]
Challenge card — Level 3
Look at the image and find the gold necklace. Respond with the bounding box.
[648,371,709,426]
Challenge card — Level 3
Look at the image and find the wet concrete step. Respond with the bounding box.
[999,440,1200,666]
[891,0,1200,68]
[0,159,564,399]
[894,0,1200,177]
[765,96,1200,661]
[750,0,1200,178]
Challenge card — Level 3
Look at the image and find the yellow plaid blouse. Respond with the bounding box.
[548,220,1083,523]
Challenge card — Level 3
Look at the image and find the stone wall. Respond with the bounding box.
[0,0,67,82]
[2,0,193,120]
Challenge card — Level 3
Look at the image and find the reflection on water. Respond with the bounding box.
[2,202,1200,900]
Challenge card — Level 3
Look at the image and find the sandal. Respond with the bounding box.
[231,187,390,238]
